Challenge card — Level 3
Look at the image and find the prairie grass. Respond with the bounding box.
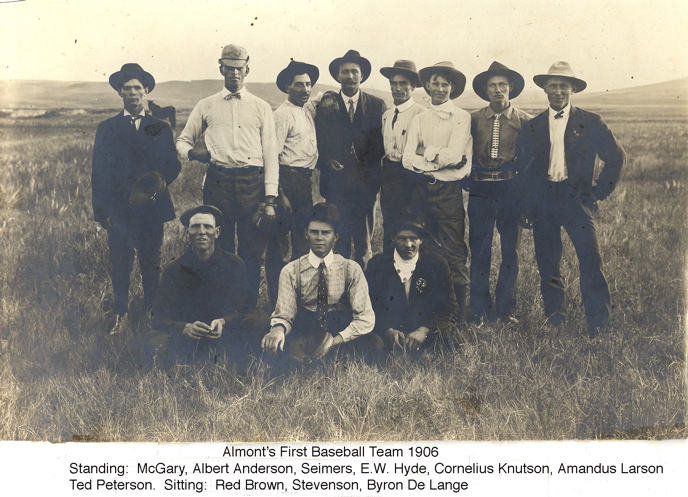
[0,106,685,442]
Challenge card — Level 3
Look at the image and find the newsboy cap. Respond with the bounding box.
[180,205,225,228]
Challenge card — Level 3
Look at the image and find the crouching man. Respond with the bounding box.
[366,216,458,351]
[149,205,250,366]
[261,203,381,363]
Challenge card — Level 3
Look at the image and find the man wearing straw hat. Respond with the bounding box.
[92,63,181,335]
[519,61,625,337]
[468,62,532,325]
[315,49,386,268]
[402,61,473,327]
[379,60,425,251]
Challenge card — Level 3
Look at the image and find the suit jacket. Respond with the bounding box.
[92,111,181,227]
[518,105,625,215]
[366,251,458,334]
[316,91,386,198]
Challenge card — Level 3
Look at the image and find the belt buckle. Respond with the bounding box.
[490,171,499,180]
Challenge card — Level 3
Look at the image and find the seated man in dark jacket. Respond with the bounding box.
[150,205,250,366]
[366,216,458,350]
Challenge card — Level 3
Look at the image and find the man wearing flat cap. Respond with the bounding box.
[265,60,320,307]
[379,60,425,250]
[468,62,533,325]
[149,205,250,366]
[262,202,380,363]
[402,61,473,327]
[315,49,386,268]
[366,215,458,351]
[518,61,626,337]
[92,63,181,335]
[176,44,279,310]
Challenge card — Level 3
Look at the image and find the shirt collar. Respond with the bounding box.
[340,89,360,104]
[123,108,146,118]
[428,99,455,119]
[395,98,415,113]
[485,103,513,119]
[393,249,419,266]
[308,249,335,269]
[222,86,246,99]
[549,103,570,119]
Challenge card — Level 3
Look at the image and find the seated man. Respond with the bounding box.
[149,205,250,366]
[261,202,381,362]
[366,216,458,350]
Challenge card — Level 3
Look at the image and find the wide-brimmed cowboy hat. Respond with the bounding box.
[129,171,167,207]
[419,61,466,99]
[179,204,225,228]
[328,49,372,83]
[109,63,155,92]
[276,60,320,93]
[380,60,421,87]
[533,61,587,92]
[472,61,525,101]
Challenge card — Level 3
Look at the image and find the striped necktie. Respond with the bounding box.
[348,99,355,123]
[490,113,501,159]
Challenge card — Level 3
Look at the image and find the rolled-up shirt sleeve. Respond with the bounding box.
[270,264,298,335]
[176,102,204,160]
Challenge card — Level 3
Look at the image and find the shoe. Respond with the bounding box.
[546,312,566,328]
[109,313,129,335]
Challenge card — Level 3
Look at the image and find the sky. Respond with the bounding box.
[1,0,687,93]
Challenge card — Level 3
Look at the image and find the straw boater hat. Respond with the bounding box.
[276,60,320,93]
[418,61,466,100]
[218,44,249,65]
[533,61,587,92]
[472,61,525,101]
[328,49,372,83]
[379,60,421,87]
[109,63,155,92]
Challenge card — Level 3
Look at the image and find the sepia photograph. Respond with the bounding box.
[0,0,686,452]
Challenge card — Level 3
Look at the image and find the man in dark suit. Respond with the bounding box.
[92,63,181,334]
[519,61,625,337]
[316,49,386,268]
[366,216,458,350]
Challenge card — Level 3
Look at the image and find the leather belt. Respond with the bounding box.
[280,165,313,177]
[471,169,515,181]
[209,163,261,175]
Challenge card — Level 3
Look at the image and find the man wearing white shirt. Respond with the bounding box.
[176,44,279,309]
[402,61,473,326]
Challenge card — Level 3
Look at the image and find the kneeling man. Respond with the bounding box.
[262,203,379,362]
[366,216,458,350]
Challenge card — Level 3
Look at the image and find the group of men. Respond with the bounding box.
[91,44,625,365]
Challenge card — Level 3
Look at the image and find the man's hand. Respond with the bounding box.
[182,321,212,340]
[385,328,406,348]
[406,326,431,350]
[328,159,345,171]
[318,91,339,114]
[208,318,225,339]
[251,201,276,229]
[188,149,211,163]
[277,188,293,217]
[262,326,286,355]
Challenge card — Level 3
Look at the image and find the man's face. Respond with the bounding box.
[286,73,312,107]
[389,74,414,106]
[306,220,338,259]
[188,213,220,252]
[220,61,249,93]
[544,77,575,111]
[426,74,453,105]
[118,78,147,113]
[338,62,362,95]
[393,229,422,260]
[485,75,512,107]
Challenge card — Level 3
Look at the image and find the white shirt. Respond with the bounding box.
[548,104,570,182]
[382,98,425,162]
[274,99,318,170]
[340,89,360,115]
[123,108,146,131]
[393,249,419,301]
[176,87,279,197]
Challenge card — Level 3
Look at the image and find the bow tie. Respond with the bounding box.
[554,110,564,119]
[224,92,242,100]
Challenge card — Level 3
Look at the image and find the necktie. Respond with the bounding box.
[490,113,501,159]
[554,110,564,119]
[391,108,399,129]
[224,92,241,100]
[130,115,142,129]
[348,99,355,123]
[316,262,328,332]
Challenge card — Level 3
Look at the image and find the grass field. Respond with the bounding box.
[0,104,686,442]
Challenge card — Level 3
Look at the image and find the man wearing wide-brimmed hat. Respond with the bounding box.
[468,62,533,326]
[176,44,279,311]
[264,60,320,307]
[379,60,425,250]
[518,61,625,337]
[402,61,473,327]
[315,49,386,268]
[92,63,181,335]
[366,214,458,351]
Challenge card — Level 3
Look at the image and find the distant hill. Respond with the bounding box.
[1,77,686,112]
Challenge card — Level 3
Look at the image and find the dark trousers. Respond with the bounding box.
[265,166,314,305]
[410,177,469,286]
[203,165,267,309]
[380,158,413,252]
[107,219,164,315]
[532,181,610,328]
[468,180,521,319]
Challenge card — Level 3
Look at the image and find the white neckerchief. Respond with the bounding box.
[428,99,454,120]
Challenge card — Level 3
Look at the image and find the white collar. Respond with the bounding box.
[395,98,415,113]
[393,249,419,267]
[308,250,335,269]
[549,104,571,119]
[340,89,360,104]
[123,108,146,118]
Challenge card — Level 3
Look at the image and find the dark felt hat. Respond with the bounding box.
[419,61,466,100]
[180,205,225,228]
[386,214,433,240]
[380,60,421,87]
[307,202,340,229]
[276,60,320,93]
[533,61,587,92]
[328,49,372,83]
[109,63,155,92]
[472,61,525,101]
[129,171,167,207]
